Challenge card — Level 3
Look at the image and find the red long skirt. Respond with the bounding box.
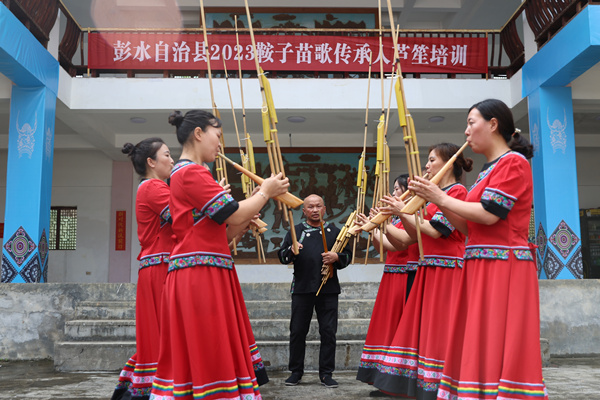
[372,265,462,399]
[437,258,548,400]
[113,263,168,399]
[150,265,268,400]
[356,269,415,384]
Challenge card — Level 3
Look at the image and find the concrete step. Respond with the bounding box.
[240,282,380,301]
[72,298,375,321]
[54,336,550,373]
[38,282,379,304]
[245,299,375,319]
[64,320,135,341]
[251,319,369,341]
[53,339,364,372]
[75,301,135,320]
[54,341,136,372]
[63,317,369,342]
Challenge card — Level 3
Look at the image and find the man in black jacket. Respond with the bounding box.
[278,194,352,389]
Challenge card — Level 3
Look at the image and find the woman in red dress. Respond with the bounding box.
[150,110,289,400]
[410,99,548,400]
[369,143,473,399]
[356,175,419,390]
[112,138,174,400]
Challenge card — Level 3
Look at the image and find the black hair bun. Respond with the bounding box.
[168,110,184,128]
[122,142,135,155]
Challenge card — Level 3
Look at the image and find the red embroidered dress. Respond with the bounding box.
[371,184,467,399]
[357,219,418,385]
[150,161,268,400]
[112,178,172,400]
[437,152,547,400]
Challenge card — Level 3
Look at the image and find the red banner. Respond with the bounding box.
[115,210,126,251]
[88,32,488,74]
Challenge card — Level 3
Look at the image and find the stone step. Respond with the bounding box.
[76,301,136,320]
[63,318,370,341]
[54,337,552,373]
[39,282,380,304]
[64,320,136,341]
[244,299,375,320]
[240,282,380,301]
[251,319,369,341]
[53,340,364,372]
[72,298,376,321]
[54,341,137,372]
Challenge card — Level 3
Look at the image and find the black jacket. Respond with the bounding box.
[278,221,352,294]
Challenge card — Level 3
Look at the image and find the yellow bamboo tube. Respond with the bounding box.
[376,116,385,162]
[262,109,272,142]
[247,137,256,173]
[356,155,364,187]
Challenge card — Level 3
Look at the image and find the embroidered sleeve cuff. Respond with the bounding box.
[430,212,454,238]
[208,193,239,224]
[481,188,516,220]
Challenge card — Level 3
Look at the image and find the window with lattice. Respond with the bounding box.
[49,207,77,250]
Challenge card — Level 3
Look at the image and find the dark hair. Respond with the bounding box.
[394,174,409,192]
[122,137,165,177]
[168,110,222,145]
[469,99,533,159]
[428,142,473,181]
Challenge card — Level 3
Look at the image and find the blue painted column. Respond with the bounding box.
[0,3,58,282]
[522,5,600,279]
[528,86,581,279]
[1,86,56,282]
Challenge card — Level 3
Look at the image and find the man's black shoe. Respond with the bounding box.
[284,373,302,386]
[320,375,339,388]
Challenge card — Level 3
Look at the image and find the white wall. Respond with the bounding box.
[47,150,113,282]
[576,147,600,210]
[129,176,141,283]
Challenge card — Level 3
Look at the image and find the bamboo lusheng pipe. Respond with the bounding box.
[222,55,244,255]
[317,211,356,296]
[385,9,425,260]
[319,215,333,280]
[385,9,421,183]
[348,189,411,236]
[351,53,373,265]
[374,0,388,262]
[244,0,299,255]
[347,172,431,236]
[401,141,470,215]
[218,152,304,209]
[233,16,266,262]
[199,0,228,185]
[320,216,329,254]
[223,46,271,254]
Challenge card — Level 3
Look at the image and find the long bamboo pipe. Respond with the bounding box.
[319,215,333,278]
[401,141,470,215]
[347,173,430,235]
[348,189,412,235]
[218,153,304,209]
[317,210,356,296]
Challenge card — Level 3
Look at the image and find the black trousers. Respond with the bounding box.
[289,293,338,377]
